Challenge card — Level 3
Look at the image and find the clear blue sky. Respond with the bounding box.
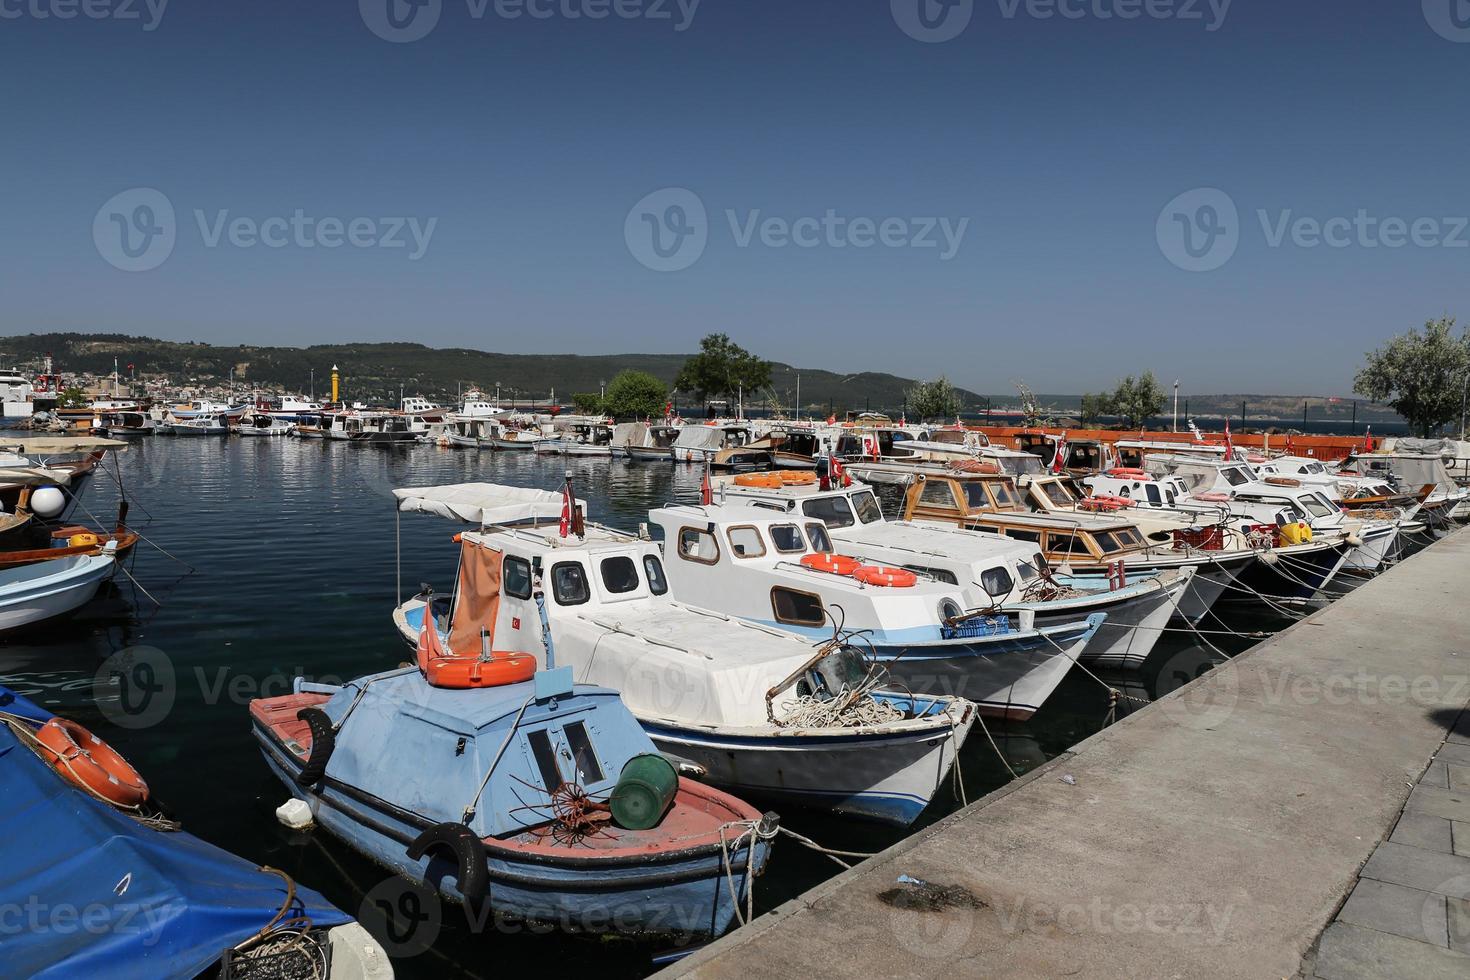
[1,0,1465,394]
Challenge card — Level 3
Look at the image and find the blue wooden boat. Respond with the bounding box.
[250,663,777,939]
[0,685,389,979]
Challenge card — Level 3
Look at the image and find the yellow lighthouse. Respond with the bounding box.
[331,365,339,405]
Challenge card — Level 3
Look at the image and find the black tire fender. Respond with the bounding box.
[407,822,488,908]
[294,707,335,786]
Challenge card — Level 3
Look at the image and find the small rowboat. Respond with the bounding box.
[0,550,116,632]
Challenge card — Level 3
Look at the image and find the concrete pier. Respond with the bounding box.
[663,529,1470,979]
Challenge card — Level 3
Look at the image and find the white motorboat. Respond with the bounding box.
[648,500,1104,720]
[387,482,976,826]
[719,475,1194,670]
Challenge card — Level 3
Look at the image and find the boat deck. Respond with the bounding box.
[659,525,1470,979]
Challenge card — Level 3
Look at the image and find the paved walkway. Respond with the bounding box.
[1303,707,1470,977]
[662,527,1470,980]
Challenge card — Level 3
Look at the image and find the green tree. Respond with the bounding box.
[906,376,963,422]
[1109,371,1166,429]
[1354,316,1470,437]
[570,392,604,415]
[672,334,772,407]
[1078,392,1115,426]
[58,386,88,408]
[602,370,667,420]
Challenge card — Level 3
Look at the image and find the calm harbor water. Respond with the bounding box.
[0,437,1301,978]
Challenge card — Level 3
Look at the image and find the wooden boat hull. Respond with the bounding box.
[0,529,138,570]
[251,698,773,938]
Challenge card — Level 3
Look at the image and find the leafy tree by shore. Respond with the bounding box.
[1108,372,1166,429]
[906,376,963,421]
[672,334,772,408]
[1354,316,1470,438]
[602,370,667,420]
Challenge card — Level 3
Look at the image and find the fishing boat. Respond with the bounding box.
[0,686,391,978]
[625,424,682,462]
[91,410,155,439]
[345,412,418,444]
[1118,455,1394,578]
[165,412,231,435]
[236,412,296,436]
[1339,450,1470,525]
[719,474,1195,670]
[0,547,116,631]
[672,423,752,463]
[389,482,976,826]
[648,501,1104,719]
[252,587,776,939]
[489,421,545,451]
[900,470,1263,622]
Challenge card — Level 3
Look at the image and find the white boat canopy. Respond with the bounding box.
[0,467,74,486]
[672,426,726,451]
[393,482,586,526]
[0,437,130,452]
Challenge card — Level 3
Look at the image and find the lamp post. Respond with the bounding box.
[1172,380,1179,433]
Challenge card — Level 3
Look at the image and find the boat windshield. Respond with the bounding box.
[850,490,884,523]
[1039,481,1074,506]
[802,495,855,528]
[988,482,1019,507]
[1300,494,1336,518]
[805,522,833,553]
[962,482,992,509]
[1220,466,1253,486]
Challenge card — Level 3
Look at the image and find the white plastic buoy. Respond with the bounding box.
[275,798,314,830]
[29,486,66,519]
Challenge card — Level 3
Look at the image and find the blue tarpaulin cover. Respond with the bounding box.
[0,686,351,979]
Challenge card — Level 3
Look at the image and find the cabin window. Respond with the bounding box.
[1116,528,1143,548]
[851,491,884,523]
[525,729,564,792]
[961,483,992,509]
[769,524,806,553]
[1040,482,1072,506]
[979,567,1014,597]
[600,556,640,594]
[551,562,591,606]
[902,564,958,585]
[801,496,855,528]
[1052,534,1093,555]
[1092,532,1124,555]
[1221,467,1251,487]
[503,556,533,599]
[562,721,604,784]
[1016,557,1042,583]
[1164,487,1176,505]
[988,482,1019,507]
[1145,484,1162,504]
[726,525,766,558]
[771,587,826,627]
[1005,528,1041,543]
[805,523,833,553]
[643,555,669,595]
[677,527,721,564]
[919,481,955,507]
[1301,495,1335,518]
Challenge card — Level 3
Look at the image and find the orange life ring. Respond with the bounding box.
[35,718,149,807]
[1078,495,1130,512]
[852,565,918,588]
[1106,468,1150,480]
[422,652,538,689]
[800,553,862,575]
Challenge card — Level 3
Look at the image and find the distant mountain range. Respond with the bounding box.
[0,332,1403,423]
